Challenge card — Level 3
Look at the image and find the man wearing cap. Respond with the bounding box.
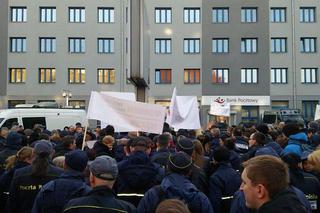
[64,155,136,213]
[7,140,63,213]
[138,152,213,213]
[177,137,208,195]
[32,150,91,213]
[116,137,164,198]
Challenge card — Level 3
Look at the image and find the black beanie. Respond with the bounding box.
[168,152,192,175]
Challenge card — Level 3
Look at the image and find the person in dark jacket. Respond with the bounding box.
[116,136,164,205]
[282,153,320,212]
[240,155,307,213]
[0,127,8,151]
[7,140,63,213]
[282,123,306,157]
[151,134,171,167]
[137,152,214,213]
[210,128,221,151]
[176,137,209,195]
[32,150,91,213]
[256,124,283,156]
[63,155,136,213]
[53,135,76,158]
[232,127,249,154]
[0,132,22,175]
[0,146,33,211]
[230,186,312,213]
[85,135,115,160]
[209,146,241,213]
[221,137,240,170]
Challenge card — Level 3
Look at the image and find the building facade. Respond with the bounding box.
[1,0,320,125]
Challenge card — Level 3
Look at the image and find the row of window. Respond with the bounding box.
[10,7,317,24]
[10,38,114,53]
[9,67,319,85]
[11,7,115,23]
[9,68,115,84]
[10,37,318,54]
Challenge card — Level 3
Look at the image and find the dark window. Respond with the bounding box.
[1,118,18,128]
[22,117,46,129]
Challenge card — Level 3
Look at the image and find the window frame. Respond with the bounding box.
[69,7,85,23]
[184,38,200,54]
[270,7,286,23]
[271,68,288,84]
[212,7,229,23]
[68,68,86,84]
[301,68,317,84]
[40,7,56,23]
[9,68,26,83]
[155,8,172,24]
[241,38,258,53]
[184,69,200,84]
[10,7,27,22]
[39,37,56,53]
[68,37,86,53]
[212,68,229,84]
[39,68,56,83]
[300,37,317,53]
[10,37,26,53]
[155,38,172,54]
[155,69,172,84]
[241,68,258,84]
[271,37,287,53]
[97,68,115,84]
[212,38,229,53]
[97,7,115,23]
[184,7,200,23]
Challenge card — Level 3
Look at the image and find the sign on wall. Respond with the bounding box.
[202,96,270,106]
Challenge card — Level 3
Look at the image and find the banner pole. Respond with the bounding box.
[82,125,88,151]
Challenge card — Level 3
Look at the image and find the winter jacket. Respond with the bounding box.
[283,132,308,157]
[64,185,136,213]
[137,173,214,213]
[32,170,91,213]
[209,162,241,213]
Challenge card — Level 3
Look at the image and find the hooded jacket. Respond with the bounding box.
[137,173,214,213]
[283,132,308,157]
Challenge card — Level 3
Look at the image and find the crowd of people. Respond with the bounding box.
[0,120,320,213]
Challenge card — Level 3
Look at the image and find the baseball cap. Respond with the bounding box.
[89,155,118,180]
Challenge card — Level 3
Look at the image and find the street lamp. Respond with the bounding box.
[62,90,72,107]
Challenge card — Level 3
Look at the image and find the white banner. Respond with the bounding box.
[315,104,320,121]
[87,91,166,134]
[166,88,201,131]
[209,102,231,117]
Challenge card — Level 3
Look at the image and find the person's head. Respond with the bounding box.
[62,135,76,150]
[282,153,302,170]
[64,150,88,172]
[53,156,65,169]
[0,127,9,138]
[222,137,236,150]
[213,146,230,163]
[240,156,289,209]
[282,123,300,137]
[102,135,115,150]
[167,152,192,176]
[176,138,194,156]
[192,140,204,169]
[211,128,220,138]
[256,124,269,135]
[249,132,266,147]
[157,134,169,149]
[307,150,320,173]
[105,125,115,137]
[6,131,22,146]
[233,127,243,137]
[130,136,148,153]
[32,140,54,177]
[89,155,118,188]
[50,132,61,142]
[6,146,34,170]
[156,199,190,213]
[75,122,82,128]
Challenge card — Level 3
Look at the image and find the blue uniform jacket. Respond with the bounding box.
[137,173,214,213]
[209,162,241,213]
[32,170,91,213]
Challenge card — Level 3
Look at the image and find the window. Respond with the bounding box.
[155,8,171,23]
[184,8,200,23]
[212,68,229,83]
[9,68,26,83]
[241,8,257,23]
[241,38,257,53]
[212,8,229,23]
[10,37,26,53]
[40,7,56,22]
[98,7,114,23]
[2,118,18,128]
[68,68,85,84]
[271,38,287,53]
[39,68,56,83]
[184,69,200,84]
[300,37,316,53]
[69,7,85,23]
[155,39,171,54]
[212,38,229,53]
[98,38,115,53]
[40,37,56,53]
[11,7,27,22]
[300,7,316,23]
[241,68,258,83]
[302,101,318,121]
[301,68,317,83]
[69,38,85,53]
[97,69,115,84]
[271,68,287,83]
[184,39,200,54]
[155,69,171,84]
[270,8,286,22]
[22,117,46,130]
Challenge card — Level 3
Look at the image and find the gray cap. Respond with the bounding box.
[89,155,118,180]
[34,140,53,155]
